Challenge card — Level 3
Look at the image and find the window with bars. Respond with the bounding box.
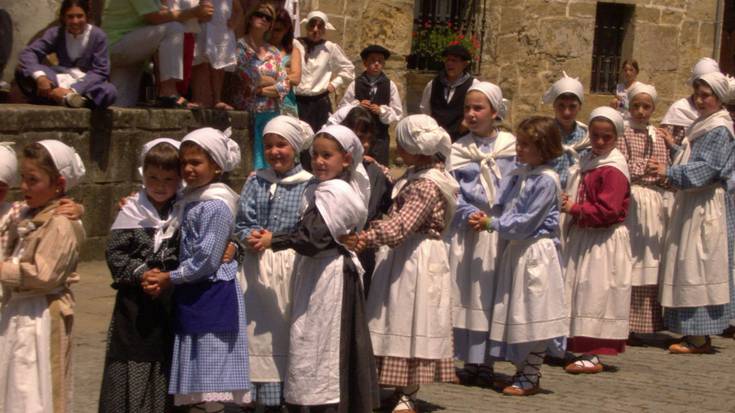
[590,2,635,93]
[407,0,486,73]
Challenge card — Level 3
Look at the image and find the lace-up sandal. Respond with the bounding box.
[564,354,604,374]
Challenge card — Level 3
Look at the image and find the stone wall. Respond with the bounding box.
[302,0,723,126]
[480,0,723,124]
[0,104,251,260]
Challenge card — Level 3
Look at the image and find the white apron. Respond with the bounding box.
[367,235,453,360]
[626,185,666,286]
[447,131,515,332]
[659,185,730,308]
[241,248,296,382]
[447,227,499,331]
[564,224,632,340]
[283,252,344,406]
[0,292,53,413]
[490,237,568,344]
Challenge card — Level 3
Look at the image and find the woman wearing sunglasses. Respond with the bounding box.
[234,2,289,170]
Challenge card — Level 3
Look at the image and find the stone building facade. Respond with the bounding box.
[302,0,731,124]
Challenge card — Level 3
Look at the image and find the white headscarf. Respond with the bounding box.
[263,115,314,154]
[301,10,336,30]
[542,71,585,104]
[627,82,658,103]
[182,127,241,172]
[312,124,371,216]
[467,82,507,120]
[37,140,86,190]
[0,142,18,186]
[697,72,735,104]
[137,138,180,177]
[396,114,452,160]
[588,106,624,138]
[395,115,459,227]
[688,57,720,85]
[327,103,358,126]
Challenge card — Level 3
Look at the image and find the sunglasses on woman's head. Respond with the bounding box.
[253,11,273,22]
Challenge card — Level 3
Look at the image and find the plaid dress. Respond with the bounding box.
[168,200,251,404]
[550,121,589,189]
[618,126,670,333]
[664,126,735,336]
[364,172,457,386]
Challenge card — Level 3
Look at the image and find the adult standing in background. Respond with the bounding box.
[269,7,302,118]
[234,2,289,170]
[294,11,353,132]
[420,44,479,142]
[102,0,214,107]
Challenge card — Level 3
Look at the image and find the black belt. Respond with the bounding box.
[296,91,330,102]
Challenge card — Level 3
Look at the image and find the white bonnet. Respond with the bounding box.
[542,71,585,105]
[396,114,452,160]
[182,127,241,172]
[0,142,18,186]
[263,115,314,155]
[467,81,507,119]
[588,106,624,138]
[37,140,86,190]
[627,82,658,103]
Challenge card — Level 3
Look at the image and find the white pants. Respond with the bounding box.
[109,22,185,106]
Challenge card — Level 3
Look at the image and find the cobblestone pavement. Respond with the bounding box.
[73,261,735,412]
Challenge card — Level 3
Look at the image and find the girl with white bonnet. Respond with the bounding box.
[661,57,722,145]
[446,81,515,384]
[0,140,86,412]
[141,127,252,411]
[346,114,459,413]
[543,71,590,189]
[235,115,314,410]
[648,71,735,354]
[618,83,671,341]
[249,124,378,412]
[561,107,632,375]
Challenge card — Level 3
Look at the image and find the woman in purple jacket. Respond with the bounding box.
[15,0,116,108]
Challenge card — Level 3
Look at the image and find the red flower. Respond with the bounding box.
[458,34,465,40]
[423,20,431,28]
[447,20,452,28]
[449,40,459,46]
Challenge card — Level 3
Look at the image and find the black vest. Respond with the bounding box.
[429,75,474,142]
[355,72,391,141]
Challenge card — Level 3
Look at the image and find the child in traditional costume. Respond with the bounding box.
[446,82,516,383]
[248,124,379,413]
[99,138,182,412]
[618,83,671,340]
[339,44,403,165]
[340,106,393,294]
[471,116,568,396]
[650,72,735,354]
[0,140,86,412]
[543,72,589,190]
[142,127,251,411]
[235,116,313,410]
[349,114,459,413]
[561,107,632,374]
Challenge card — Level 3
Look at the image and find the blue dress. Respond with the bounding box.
[448,133,516,364]
[664,126,735,335]
[234,166,312,406]
[168,200,250,400]
[549,121,588,189]
[487,165,567,364]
